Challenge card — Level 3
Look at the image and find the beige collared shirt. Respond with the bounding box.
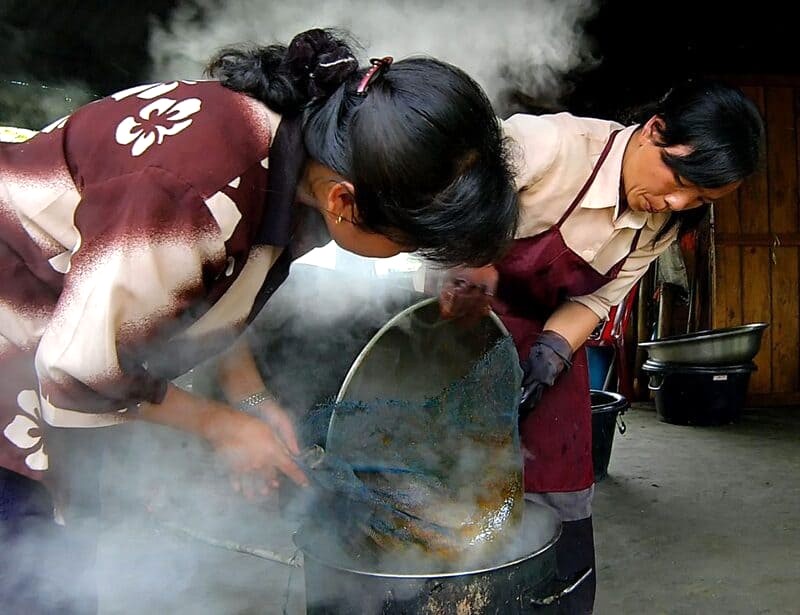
[502,112,677,320]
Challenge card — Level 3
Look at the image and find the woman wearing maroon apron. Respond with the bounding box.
[440,80,764,613]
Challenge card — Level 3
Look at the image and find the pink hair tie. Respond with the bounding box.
[356,56,394,95]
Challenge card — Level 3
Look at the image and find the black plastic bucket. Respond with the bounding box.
[642,360,756,426]
[590,390,628,482]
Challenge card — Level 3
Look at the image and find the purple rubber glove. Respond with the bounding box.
[519,330,573,417]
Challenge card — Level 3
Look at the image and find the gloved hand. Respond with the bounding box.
[519,330,573,418]
[438,266,499,327]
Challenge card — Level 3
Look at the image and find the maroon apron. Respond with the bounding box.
[493,130,641,493]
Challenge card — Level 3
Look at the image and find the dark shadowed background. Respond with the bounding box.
[2,0,798,124]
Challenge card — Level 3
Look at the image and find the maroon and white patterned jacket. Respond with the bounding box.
[0,80,318,441]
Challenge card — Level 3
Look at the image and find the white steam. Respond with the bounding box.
[148,0,599,107]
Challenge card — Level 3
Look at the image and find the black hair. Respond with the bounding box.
[628,80,765,242]
[207,28,518,266]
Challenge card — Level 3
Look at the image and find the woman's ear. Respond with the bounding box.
[325,181,357,223]
[642,116,666,145]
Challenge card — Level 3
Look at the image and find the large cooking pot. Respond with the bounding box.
[296,298,591,613]
[638,322,768,365]
[295,501,592,614]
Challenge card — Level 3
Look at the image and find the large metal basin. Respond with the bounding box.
[638,323,768,365]
[295,501,564,614]
[327,296,521,453]
[333,296,514,405]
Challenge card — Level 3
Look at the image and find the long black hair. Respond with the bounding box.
[207,28,518,266]
[627,80,765,241]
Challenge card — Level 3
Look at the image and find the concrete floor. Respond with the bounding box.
[93,403,800,614]
[593,403,800,615]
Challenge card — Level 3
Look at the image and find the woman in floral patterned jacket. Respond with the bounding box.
[0,27,518,610]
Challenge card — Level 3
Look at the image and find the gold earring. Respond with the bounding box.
[336,214,343,224]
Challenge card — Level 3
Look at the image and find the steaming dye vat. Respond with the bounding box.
[295,500,564,615]
[299,298,525,572]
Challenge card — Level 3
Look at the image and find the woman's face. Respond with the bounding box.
[622,117,741,214]
[323,206,412,259]
[302,162,413,258]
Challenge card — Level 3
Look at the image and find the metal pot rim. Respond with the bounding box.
[293,521,561,579]
[638,322,768,348]
[292,523,561,579]
[334,297,510,403]
[327,297,512,446]
[642,359,757,374]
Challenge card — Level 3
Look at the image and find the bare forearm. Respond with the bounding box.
[214,337,300,453]
[139,339,267,437]
[543,302,601,351]
[137,382,308,489]
[137,383,230,439]
[216,337,269,404]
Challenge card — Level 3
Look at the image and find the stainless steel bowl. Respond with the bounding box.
[638,323,769,366]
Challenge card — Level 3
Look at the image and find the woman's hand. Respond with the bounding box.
[438,265,499,327]
[257,402,302,458]
[519,330,573,417]
[203,406,309,500]
[138,383,308,501]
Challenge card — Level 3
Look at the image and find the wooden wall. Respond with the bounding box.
[712,79,800,405]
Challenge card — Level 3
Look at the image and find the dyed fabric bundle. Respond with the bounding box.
[299,301,523,568]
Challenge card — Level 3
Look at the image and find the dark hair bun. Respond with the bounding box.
[207,28,358,113]
[284,29,358,99]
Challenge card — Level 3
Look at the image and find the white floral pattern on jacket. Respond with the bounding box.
[115,95,202,157]
[3,390,49,471]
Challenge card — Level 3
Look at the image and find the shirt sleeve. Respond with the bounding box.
[569,225,678,320]
[35,166,229,414]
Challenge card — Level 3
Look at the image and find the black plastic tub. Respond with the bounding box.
[642,360,756,426]
[590,390,628,481]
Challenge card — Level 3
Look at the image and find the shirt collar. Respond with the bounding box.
[578,123,665,231]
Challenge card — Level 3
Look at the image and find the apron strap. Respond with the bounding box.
[556,129,622,228]
[605,224,645,277]
[630,226,643,253]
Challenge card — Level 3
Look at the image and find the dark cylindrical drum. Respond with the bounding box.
[643,360,755,426]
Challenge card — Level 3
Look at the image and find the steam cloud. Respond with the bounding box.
[148,0,599,109]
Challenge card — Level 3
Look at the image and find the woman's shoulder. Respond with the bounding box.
[62,80,281,194]
[504,111,622,138]
[502,112,623,188]
[501,113,562,188]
